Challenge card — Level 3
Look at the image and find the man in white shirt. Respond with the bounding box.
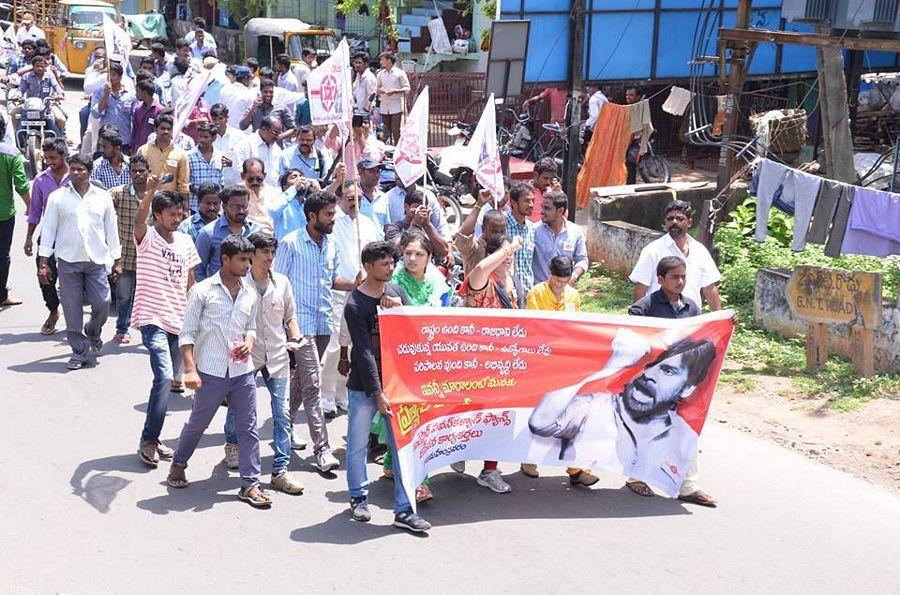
[189,29,216,60]
[352,52,377,114]
[292,48,315,87]
[629,199,722,310]
[210,102,245,187]
[233,116,284,187]
[184,17,217,49]
[273,54,301,93]
[16,13,45,43]
[37,154,121,370]
[582,84,607,148]
[80,46,107,138]
[375,51,410,145]
[218,67,257,129]
[321,181,381,415]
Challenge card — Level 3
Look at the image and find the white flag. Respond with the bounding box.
[469,94,505,202]
[394,86,429,187]
[171,68,213,142]
[308,39,353,125]
[102,14,131,65]
[2,24,16,48]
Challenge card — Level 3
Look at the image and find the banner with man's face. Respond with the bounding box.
[380,308,734,509]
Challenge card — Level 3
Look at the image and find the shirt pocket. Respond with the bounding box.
[163,158,180,177]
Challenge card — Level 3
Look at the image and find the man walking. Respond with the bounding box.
[222,231,306,494]
[38,155,121,370]
[91,62,136,152]
[0,116,29,308]
[178,182,222,242]
[136,113,190,200]
[274,192,358,472]
[132,175,200,468]
[109,154,151,345]
[23,138,64,328]
[167,235,272,508]
[343,240,431,532]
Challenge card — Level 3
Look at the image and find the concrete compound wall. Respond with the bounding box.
[754,268,900,373]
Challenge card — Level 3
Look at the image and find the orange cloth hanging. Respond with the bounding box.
[576,102,632,209]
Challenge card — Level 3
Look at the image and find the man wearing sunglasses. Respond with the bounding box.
[193,186,260,281]
[629,200,722,311]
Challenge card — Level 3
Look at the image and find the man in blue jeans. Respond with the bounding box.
[342,240,431,532]
[129,176,200,467]
[222,231,305,495]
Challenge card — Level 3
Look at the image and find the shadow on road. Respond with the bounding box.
[290,471,690,544]
[70,453,150,513]
[135,465,243,514]
[0,332,67,347]
[7,353,77,374]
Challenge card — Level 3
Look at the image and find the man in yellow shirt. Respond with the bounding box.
[136,112,190,201]
[522,256,599,487]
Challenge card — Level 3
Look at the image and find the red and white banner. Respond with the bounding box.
[171,68,213,142]
[308,39,353,125]
[380,308,734,508]
[468,93,505,203]
[394,86,429,188]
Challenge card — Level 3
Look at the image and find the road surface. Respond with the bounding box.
[0,81,898,594]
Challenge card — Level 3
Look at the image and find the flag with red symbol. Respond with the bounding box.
[308,39,353,125]
[469,93,505,203]
[395,86,429,188]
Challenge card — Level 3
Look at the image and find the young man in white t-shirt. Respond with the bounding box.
[132,177,201,468]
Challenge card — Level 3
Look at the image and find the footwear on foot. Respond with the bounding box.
[476,469,511,493]
[138,441,160,467]
[382,467,394,479]
[156,442,174,460]
[238,484,272,507]
[66,359,84,370]
[223,443,239,469]
[323,409,337,419]
[271,470,304,494]
[40,313,59,335]
[0,294,23,306]
[290,426,307,450]
[678,490,717,508]
[450,461,466,474]
[394,509,431,532]
[415,483,434,503]
[625,480,655,497]
[315,448,340,472]
[167,463,188,488]
[113,333,130,345]
[350,497,371,522]
[169,381,185,394]
[520,463,539,478]
[569,470,600,487]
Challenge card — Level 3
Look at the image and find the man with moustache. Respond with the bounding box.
[629,200,722,312]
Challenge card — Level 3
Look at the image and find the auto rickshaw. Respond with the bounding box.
[46,0,119,74]
[243,18,337,69]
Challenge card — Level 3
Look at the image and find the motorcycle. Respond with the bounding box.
[10,93,59,176]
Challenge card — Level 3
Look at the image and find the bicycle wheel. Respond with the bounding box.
[437,190,464,237]
[638,155,671,183]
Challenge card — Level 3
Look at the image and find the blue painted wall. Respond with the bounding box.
[500,0,899,82]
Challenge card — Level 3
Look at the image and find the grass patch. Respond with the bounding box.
[578,265,900,410]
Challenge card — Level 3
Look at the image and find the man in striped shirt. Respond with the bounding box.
[167,235,272,507]
[187,123,225,213]
[274,192,359,473]
[131,176,200,469]
[91,127,131,190]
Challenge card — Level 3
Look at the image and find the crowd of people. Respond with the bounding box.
[0,22,723,534]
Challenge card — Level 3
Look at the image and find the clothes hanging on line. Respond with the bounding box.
[629,99,653,155]
[753,158,822,251]
[839,186,900,257]
[662,87,693,116]
[575,101,632,208]
[822,183,855,258]
[806,179,853,246]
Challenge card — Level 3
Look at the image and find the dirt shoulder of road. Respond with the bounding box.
[710,365,900,495]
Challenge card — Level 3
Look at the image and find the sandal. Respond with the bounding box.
[170,382,185,394]
[66,359,84,371]
[625,480,655,497]
[167,464,189,488]
[238,484,273,507]
[0,295,23,306]
[678,490,717,508]
[415,483,433,503]
[520,463,539,478]
[40,314,59,335]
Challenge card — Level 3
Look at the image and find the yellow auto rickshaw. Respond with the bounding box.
[243,18,337,69]
[46,0,119,74]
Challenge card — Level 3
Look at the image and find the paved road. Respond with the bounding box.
[1,82,899,593]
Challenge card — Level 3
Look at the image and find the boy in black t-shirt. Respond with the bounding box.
[342,240,431,533]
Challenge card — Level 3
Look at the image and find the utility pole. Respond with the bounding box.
[697,0,752,246]
[563,0,586,222]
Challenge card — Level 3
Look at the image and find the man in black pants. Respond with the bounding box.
[625,86,643,185]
